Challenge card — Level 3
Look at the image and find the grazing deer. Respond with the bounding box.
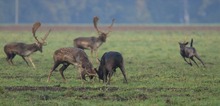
[47,47,97,82]
[95,51,127,84]
[4,22,51,69]
[179,38,206,68]
[73,16,115,60]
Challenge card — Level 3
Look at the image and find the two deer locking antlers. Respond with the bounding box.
[4,22,51,69]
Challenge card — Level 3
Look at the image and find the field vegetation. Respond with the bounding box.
[0,29,220,105]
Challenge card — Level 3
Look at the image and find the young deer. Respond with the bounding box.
[47,47,97,82]
[73,16,115,59]
[4,22,51,69]
[95,51,127,85]
[179,38,206,68]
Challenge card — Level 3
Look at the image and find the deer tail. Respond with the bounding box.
[190,38,193,47]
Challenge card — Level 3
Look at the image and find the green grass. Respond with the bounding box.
[0,30,220,106]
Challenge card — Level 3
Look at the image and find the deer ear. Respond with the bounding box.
[185,42,189,45]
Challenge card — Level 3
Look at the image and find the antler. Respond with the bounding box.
[93,16,101,34]
[32,22,41,43]
[106,18,115,34]
[93,16,115,35]
[109,18,115,29]
[41,29,51,44]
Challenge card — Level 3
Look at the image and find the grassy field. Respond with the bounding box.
[0,29,220,106]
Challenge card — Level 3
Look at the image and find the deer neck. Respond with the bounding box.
[98,34,107,42]
[82,58,93,69]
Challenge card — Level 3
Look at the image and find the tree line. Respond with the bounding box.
[0,0,220,24]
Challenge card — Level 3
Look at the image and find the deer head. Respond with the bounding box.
[178,41,188,48]
[32,22,51,52]
[93,16,115,41]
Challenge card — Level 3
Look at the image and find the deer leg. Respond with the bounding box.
[103,68,107,83]
[195,54,206,68]
[88,49,93,62]
[107,71,113,85]
[47,62,60,82]
[9,54,16,65]
[80,70,88,86]
[6,53,15,65]
[77,69,87,85]
[95,49,100,63]
[5,54,10,64]
[119,65,128,83]
[28,57,36,69]
[188,58,193,66]
[106,67,113,84]
[80,70,87,81]
[183,57,192,66]
[190,57,199,67]
[75,66,82,79]
[59,64,69,82]
[22,56,30,66]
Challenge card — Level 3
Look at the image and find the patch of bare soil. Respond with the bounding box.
[3,86,209,101]
[75,93,148,101]
[5,86,209,93]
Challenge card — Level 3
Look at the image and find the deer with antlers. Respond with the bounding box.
[73,16,115,60]
[4,22,51,69]
[47,47,97,82]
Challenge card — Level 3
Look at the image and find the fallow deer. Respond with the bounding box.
[179,38,206,68]
[4,22,51,69]
[73,16,115,60]
[47,47,97,82]
[95,51,128,85]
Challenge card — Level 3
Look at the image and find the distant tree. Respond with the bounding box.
[183,0,190,24]
[136,0,152,23]
[0,0,15,23]
[0,0,220,24]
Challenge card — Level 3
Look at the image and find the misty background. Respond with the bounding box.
[0,0,220,24]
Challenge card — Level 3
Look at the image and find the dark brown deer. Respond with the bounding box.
[47,47,97,82]
[4,22,51,69]
[179,38,206,68]
[95,51,128,85]
[73,16,115,59]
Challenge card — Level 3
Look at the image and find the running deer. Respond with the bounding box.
[73,16,115,59]
[179,38,206,68]
[47,47,97,82]
[4,22,51,69]
[95,51,128,85]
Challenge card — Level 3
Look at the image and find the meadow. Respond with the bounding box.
[0,28,220,106]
